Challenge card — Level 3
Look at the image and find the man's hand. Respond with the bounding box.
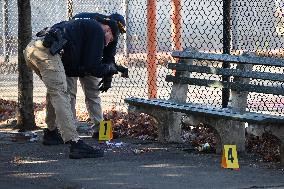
[98,76,112,92]
[116,65,129,78]
[107,63,118,76]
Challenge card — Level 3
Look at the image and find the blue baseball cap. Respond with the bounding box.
[109,13,126,33]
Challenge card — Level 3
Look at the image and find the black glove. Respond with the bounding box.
[107,63,118,76]
[98,76,112,92]
[116,65,129,78]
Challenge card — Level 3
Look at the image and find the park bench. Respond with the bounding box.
[125,47,284,165]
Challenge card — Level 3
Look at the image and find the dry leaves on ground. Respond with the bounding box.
[0,99,18,122]
[102,107,158,140]
[181,123,218,152]
[0,98,46,124]
[246,132,281,162]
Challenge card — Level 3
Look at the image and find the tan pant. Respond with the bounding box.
[67,76,103,126]
[23,39,79,142]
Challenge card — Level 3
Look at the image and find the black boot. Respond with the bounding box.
[69,140,104,159]
[42,128,64,145]
[91,131,99,139]
[91,123,99,139]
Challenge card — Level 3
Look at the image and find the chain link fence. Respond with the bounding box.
[0,0,283,116]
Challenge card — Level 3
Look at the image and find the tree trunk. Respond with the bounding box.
[16,0,37,130]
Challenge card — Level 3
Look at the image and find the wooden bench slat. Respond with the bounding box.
[166,75,284,95]
[167,63,284,82]
[125,97,284,124]
[172,51,284,67]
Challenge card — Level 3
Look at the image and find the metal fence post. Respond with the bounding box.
[3,0,10,63]
[67,0,73,20]
[232,0,239,51]
[147,0,157,99]
[124,0,129,58]
[222,0,231,108]
[171,0,182,51]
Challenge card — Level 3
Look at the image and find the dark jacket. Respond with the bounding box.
[50,19,113,77]
[73,13,117,65]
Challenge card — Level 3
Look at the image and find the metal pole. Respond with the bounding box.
[147,0,157,99]
[124,0,129,58]
[67,0,73,20]
[3,0,10,63]
[171,0,182,51]
[231,0,238,51]
[222,0,231,108]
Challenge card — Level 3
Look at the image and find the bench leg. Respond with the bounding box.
[214,119,246,154]
[165,111,183,143]
[152,110,182,143]
[154,110,170,142]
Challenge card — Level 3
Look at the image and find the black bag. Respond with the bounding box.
[41,28,67,55]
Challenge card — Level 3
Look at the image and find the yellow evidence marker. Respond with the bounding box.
[99,120,113,141]
[221,145,239,169]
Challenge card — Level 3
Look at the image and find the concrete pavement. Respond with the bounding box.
[0,135,284,189]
